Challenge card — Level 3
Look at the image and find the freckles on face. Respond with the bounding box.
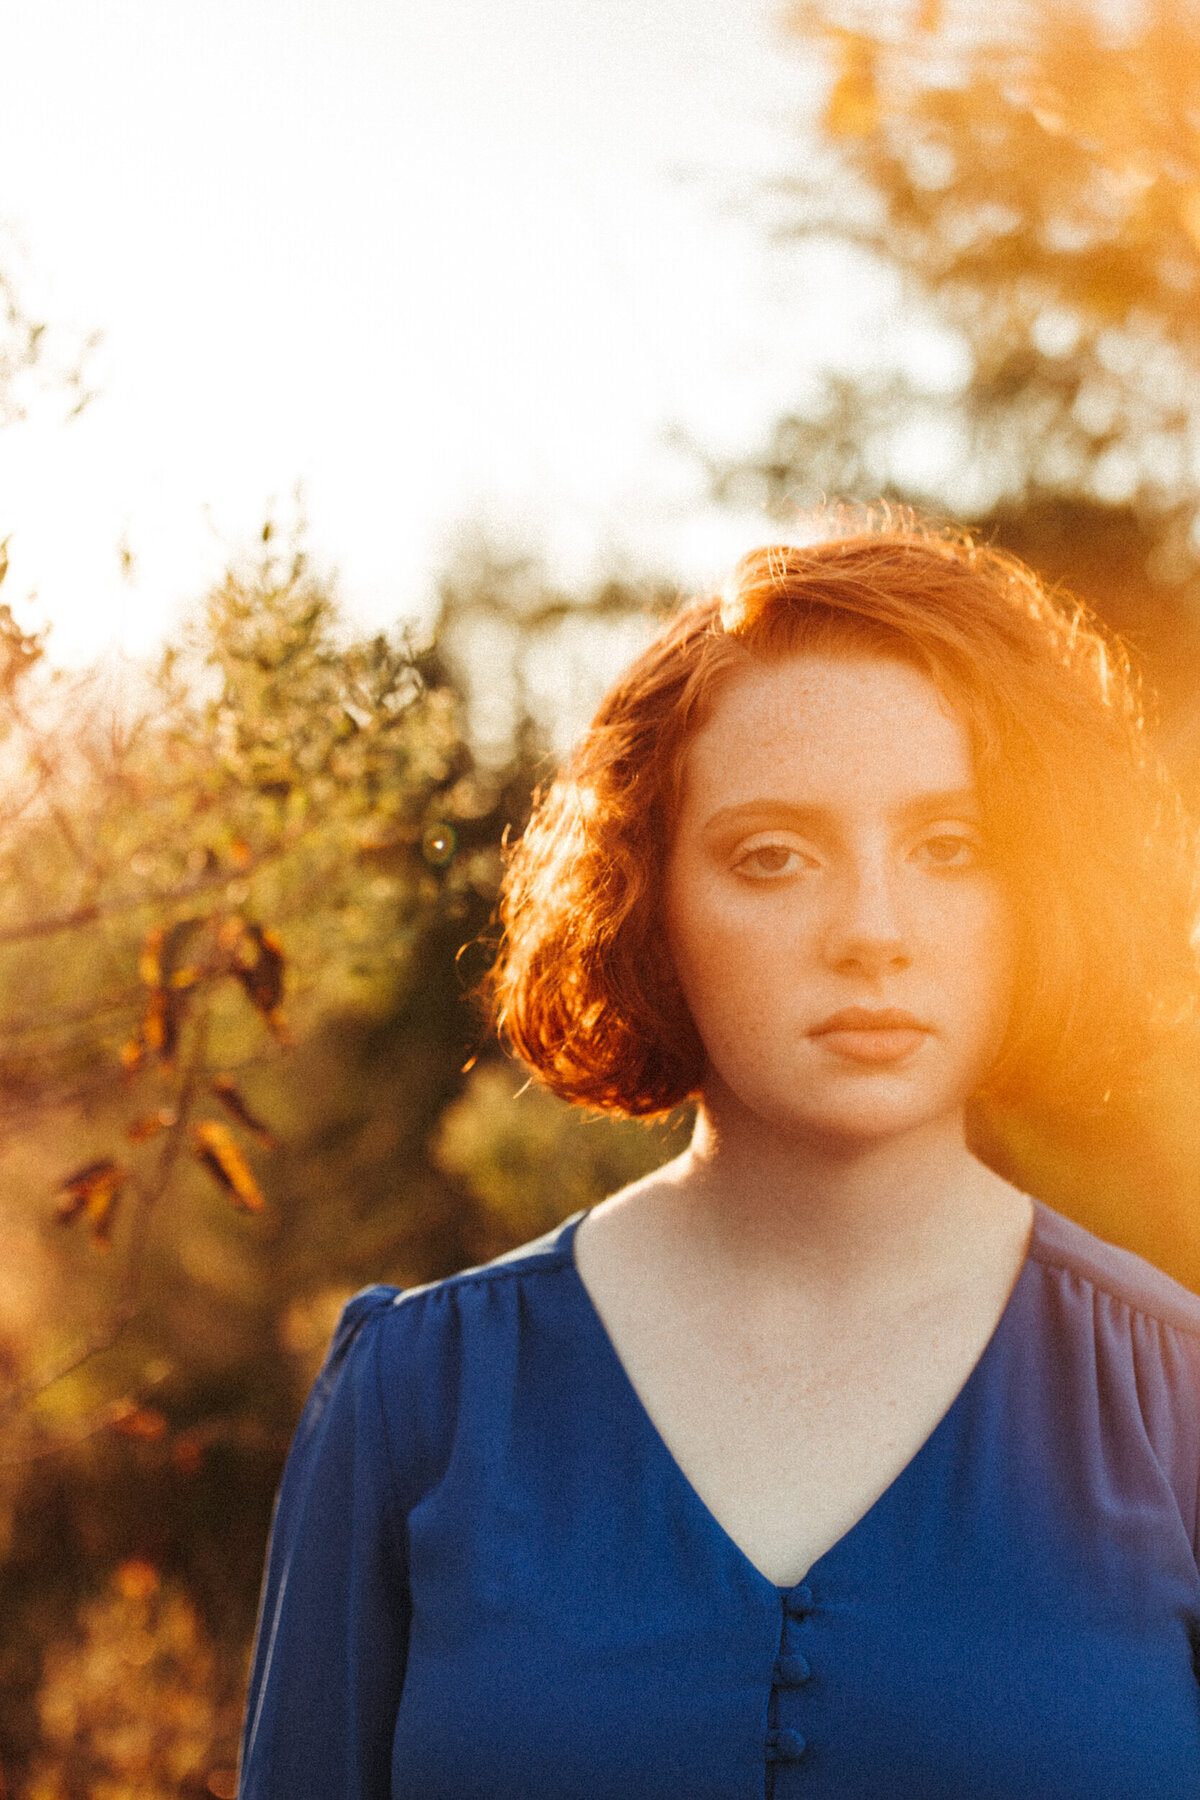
[662,650,1017,1144]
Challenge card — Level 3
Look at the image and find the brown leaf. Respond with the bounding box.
[192,1121,265,1213]
[233,922,286,1026]
[56,1159,127,1247]
[216,915,245,956]
[140,918,203,989]
[209,1074,277,1146]
[111,1405,168,1441]
[140,985,188,1063]
[132,921,201,1063]
[138,925,165,988]
[125,1108,178,1143]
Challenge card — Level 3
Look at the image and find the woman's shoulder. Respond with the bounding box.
[388,1210,585,1311]
[325,1210,587,1372]
[1028,1198,1200,1343]
[295,1213,589,1507]
[1026,1202,1200,1551]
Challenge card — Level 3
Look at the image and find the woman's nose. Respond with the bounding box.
[823,860,911,978]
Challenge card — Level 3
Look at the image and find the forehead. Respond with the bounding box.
[679,650,976,816]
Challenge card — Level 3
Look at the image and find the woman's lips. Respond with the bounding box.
[809,1009,931,1064]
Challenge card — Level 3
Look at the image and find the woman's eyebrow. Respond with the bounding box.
[894,785,982,822]
[700,800,832,839]
[700,788,982,839]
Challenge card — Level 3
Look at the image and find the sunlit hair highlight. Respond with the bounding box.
[487,521,1200,1117]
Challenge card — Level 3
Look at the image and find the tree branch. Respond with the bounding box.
[0,1004,212,1426]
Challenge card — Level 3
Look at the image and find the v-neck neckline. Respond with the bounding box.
[556,1198,1040,1599]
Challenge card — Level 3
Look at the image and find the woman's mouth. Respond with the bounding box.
[808,1008,931,1064]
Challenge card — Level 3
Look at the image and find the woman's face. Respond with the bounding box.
[664,650,1016,1150]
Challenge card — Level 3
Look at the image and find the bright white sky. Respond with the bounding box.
[0,0,887,664]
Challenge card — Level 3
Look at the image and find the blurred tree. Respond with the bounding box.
[0,529,478,1436]
[0,229,98,425]
[433,1062,692,1254]
[728,0,1200,718]
[0,529,677,1791]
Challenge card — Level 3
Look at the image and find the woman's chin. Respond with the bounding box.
[709,1080,967,1156]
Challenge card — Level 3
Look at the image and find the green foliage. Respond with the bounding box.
[755,0,1200,531]
[0,527,674,1440]
[0,524,677,1790]
[0,533,495,1459]
[433,1061,693,1251]
[733,0,1200,717]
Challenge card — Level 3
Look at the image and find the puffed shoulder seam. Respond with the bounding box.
[387,1218,580,1311]
[338,1282,403,1330]
[368,1305,409,1546]
[294,1284,400,1448]
[389,1257,574,1309]
[321,1285,433,1545]
[1027,1229,1200,1562]
[1027,1242,1200,1345]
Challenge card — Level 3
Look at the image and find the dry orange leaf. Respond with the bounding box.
[192,1120,265,1213]
[137,925,165,988]
[235,922,286,1015]
[56,1158,127,1247]
[125,1108,178,1143]
[112,1405,168,1441]
[140,984,189,1063]
[209,1074,277,1146]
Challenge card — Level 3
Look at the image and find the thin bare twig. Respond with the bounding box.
[0,1366,174,1468]
[0,988,139,1043]
[0,1003,212,1424]
[0,842,281,948]
[0,901,101,945]
[48,800,104,884]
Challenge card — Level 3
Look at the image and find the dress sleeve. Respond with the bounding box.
[239,1286,409,1800]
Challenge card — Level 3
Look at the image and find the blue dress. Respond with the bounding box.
[239,1199,1200,1798]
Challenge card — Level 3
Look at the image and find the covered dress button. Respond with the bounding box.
[775,1651,811,1685]
[765,1728,807,1763]
[783,1583,815,1617]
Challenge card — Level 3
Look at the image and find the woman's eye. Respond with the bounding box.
[733,843,805,878]
[915,833,976,868]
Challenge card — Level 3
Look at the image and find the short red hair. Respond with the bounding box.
[487,527,1200,1116]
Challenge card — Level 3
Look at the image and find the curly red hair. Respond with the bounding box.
[486,526,1200,1117]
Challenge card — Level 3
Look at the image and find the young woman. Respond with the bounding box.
[240,526,1200,1799]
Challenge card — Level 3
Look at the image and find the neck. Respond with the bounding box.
[668,1088,1025,1295]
